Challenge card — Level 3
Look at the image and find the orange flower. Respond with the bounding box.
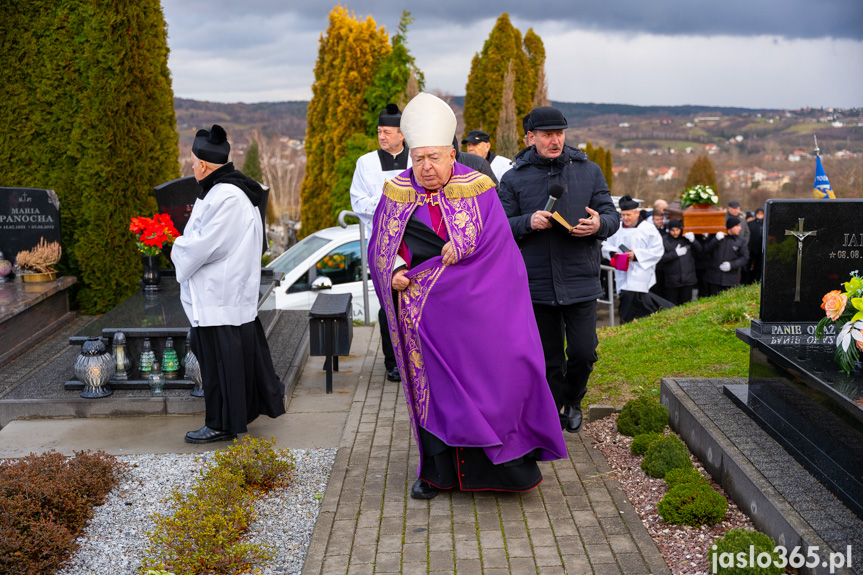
[821,290,848,321]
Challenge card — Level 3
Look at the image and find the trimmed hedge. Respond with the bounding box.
[1,0,179,313]
[630,432,664,456]
[617,396,669,437]
[664,466,709,490]
[658,482,728,526]
[709,529,783,575]
[641,434,692,479]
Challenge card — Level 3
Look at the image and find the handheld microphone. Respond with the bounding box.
[543,184,564,212]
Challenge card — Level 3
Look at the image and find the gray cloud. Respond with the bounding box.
[167,0,863,40]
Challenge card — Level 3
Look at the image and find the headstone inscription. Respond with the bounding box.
[153,177,269,254]
[731,198,863,519]
[0,188,61,269]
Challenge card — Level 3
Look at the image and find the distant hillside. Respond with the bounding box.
[174,98,308,142]
[174,97,783,143]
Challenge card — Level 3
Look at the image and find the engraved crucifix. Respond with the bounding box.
[785,218,817,302]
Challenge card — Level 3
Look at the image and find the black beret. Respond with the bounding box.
[378,103,402,127]
[726,216,742,229]
[461,129,490,145]
[192,124,230,164]
[618,195,638,211]
[728,200,740,208]
[528,106,567,131]
[667,219,682,230]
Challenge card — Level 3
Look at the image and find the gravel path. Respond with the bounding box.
[55,448,336,575]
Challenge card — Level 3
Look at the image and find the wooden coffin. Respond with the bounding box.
[665,202,727,234]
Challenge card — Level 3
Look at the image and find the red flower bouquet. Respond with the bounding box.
[130,213,181,256]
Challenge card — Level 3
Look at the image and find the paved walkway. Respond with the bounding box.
[0,322,670,574]
[301,326,670,575]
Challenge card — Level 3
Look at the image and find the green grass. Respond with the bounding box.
[586,283,760,405]
[783,123,822,134]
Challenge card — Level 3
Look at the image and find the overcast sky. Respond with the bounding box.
[161,0,863,110]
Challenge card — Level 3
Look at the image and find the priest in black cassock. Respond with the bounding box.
[172,125,285,443]
[350,104,411,383]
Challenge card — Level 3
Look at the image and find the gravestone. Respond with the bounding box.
[153,176,198,235]
[0,187,61,265]
[731,197,863,519]
[154,177,269,253]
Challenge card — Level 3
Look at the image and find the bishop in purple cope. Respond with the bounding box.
[368,93,566,500]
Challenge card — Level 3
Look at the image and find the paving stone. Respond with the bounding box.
[372,551,401,573]
[454,559,482,575]
[428,549,454,572]
[401,542,426,563]
[346,562,374,575]
[349,544,376,564]
[504,537,533,558]
[429,531,453,551]
[479,529,505,549]
[533,545,563,567]
[562,553,593,574]
[481,549,509,570]
[508,556,537,573]
[615,552,651,574]
[607,533,639,554]
[321,554,349,574]
[584,542,616,564]
[400,562,426,575]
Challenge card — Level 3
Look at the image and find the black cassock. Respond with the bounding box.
[190,317,285,434]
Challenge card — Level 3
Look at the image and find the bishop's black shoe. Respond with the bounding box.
[184,425,237,444]
[410,479,438,500]
[563,404,583,434]
[386,367,401,382]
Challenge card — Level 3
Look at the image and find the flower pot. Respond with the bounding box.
[142,255,161,292]
[21,271,58,282]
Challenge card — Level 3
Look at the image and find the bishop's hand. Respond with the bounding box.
[392,268,410,291]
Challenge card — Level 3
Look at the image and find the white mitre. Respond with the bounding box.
[400,92,456,149]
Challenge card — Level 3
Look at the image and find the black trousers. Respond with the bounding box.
[664,285,694,306]
[378,290,399,371]
[533,301,598,411]
[191,318,286,434]
[707,283,732,297]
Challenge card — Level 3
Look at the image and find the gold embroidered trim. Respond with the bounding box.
[442,173,495,200]
[382,176,417,203]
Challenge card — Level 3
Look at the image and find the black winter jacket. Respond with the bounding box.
[660,234,701,288]
[703,234,749,287]
[498,145,619,305]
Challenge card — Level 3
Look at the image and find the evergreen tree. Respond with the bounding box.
[363,12,424,137]
[463,14,544,150]
[605,149,614,192]
[301,6,390,236]
[73,0,178,313]
[495,60,519,160]
[524,29,549,107]
[684,155,719,192]
[1,0,178,313]
[243,140,273,224]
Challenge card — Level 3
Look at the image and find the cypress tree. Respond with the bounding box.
[73,0,179,313]
[301,7,390,236]
[1,0,178,313]
[463,14,543,150]
[243,140,274,224]
[605,149,614,192]
[495,60,519,160]
[684,155,719,192]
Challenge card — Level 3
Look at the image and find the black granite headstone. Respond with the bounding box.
[153,176,199,236]
[762,198,863,323]
[153,176,269,253]
[733,197,863,519]
[0,187,61,263]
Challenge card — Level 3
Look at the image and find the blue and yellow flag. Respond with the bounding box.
[813,156,835,198]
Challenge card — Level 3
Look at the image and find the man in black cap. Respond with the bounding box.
[497,106,619,434]
[461,129,511,182]
[726,200,750,243]
[350,104,411,382]
[173,124,286,443]
[522,113,534,149]
[601,195,666,323]
[702,216,750,296]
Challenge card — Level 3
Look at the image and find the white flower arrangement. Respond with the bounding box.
[680,185,719,209]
